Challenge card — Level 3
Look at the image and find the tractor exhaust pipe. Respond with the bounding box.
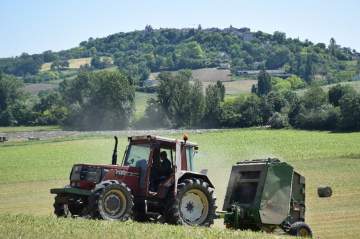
[112,136,118,165]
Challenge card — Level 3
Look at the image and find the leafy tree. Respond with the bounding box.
[139,98,169,128]
[329,38,337,56]
[287,75,306,89]
[33,91,67,125]
[302,51,315,83]
[339,92,360,130]
[265,46,290,69]
[238,95,263,127]
[272,77,292,92]
[157,72,175,117]
[215,81,225,101]
[268,112,289,129]
[257,70,272,96]
[273,31,286,44]
[13,56,42,75]
[60,70,134,129]
[0,74,26,125]
[265,91,287,112]
[295,104,340,130]
[219,100,242,127]
[91,56,106,69]
[302,86,327,109]
[251,84,257,94]
[166,73,192,127]
[43,50,58,63]
[51,60,69,71]
[203,84,222,127]
[189,80,205,126]
[328,84,356,106]
[155,71,205,127]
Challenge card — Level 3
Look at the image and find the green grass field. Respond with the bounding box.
[0,129,359,238]
[134,92,156,120]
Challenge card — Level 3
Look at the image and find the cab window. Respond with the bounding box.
[124,144,150,167]
[186,147,194,171]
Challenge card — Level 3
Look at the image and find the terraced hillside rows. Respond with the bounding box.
[0,129,359,238]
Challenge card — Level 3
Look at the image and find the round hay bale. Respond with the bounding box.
[318,186,332,197]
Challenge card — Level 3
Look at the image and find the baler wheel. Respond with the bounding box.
[289,221,313,237]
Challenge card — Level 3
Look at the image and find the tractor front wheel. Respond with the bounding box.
[96,182,134,221]
[165,178,216,226]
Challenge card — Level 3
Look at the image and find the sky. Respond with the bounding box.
[0,0,359,58]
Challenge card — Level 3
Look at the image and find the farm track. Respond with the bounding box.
[0,128,222,142]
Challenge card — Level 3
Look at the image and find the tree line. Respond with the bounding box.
[0,70,134,129]
[140,70,360,131]
[0,69,359,131]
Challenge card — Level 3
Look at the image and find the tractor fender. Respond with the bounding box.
[157,173,215,199]
[178,171,214,188]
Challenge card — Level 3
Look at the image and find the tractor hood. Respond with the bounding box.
[70,164,140,189]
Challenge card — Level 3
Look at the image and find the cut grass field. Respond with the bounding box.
[150,67,256,95]
[41,58,92,71]
[0,214,283,239]
[0,129,359,238]
[203,79,257,96]
[149,68,232,82]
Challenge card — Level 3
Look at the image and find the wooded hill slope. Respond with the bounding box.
[1,26,359,85]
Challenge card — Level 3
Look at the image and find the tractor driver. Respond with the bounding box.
[158,151,172,178]
[150,151,172,192]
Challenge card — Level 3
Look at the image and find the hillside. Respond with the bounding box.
[0,26,359,86]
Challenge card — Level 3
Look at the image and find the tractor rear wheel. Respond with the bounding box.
[96,181,134,221]
[53,195,71,218]
[288,222,313,237]
[165,178,216,226]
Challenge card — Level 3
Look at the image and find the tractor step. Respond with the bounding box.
[50,188,92,196]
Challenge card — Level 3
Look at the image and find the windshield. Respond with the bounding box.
[124,144,150,167]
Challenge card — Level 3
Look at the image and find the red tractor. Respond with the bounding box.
[50,135,217,226]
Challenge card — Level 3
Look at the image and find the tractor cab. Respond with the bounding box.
[121,135,198,198]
